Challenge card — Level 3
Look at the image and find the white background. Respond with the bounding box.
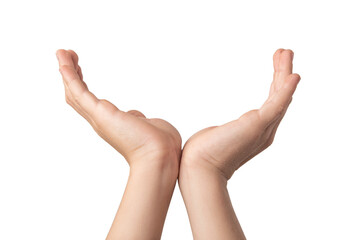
[0,0,359,239]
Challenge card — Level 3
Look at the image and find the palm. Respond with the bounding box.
[182,49,301,180]
[182,110,263,179]
[56,49,181,165]
[92,102,182,162]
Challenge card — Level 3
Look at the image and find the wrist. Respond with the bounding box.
[129,150,180,181]
[108,150,179,240]
[180,155,228,181]
[178,157,245,240]
[179,157,228,190]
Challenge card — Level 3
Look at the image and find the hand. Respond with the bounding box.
[56,49,182,169]
[181,49,301,180]
[178,49,301,240]
[56,49,182,239]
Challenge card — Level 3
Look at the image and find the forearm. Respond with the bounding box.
[179,160,246,240]
[106,160,178,240]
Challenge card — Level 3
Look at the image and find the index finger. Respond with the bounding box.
[259,73,301,125]
[56,49,99,116]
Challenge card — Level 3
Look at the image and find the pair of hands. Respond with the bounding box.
[56,48,299,181]
[56,48,300,239]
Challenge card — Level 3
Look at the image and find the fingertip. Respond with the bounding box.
[68,49,79,63]
[281,49,294,60]
[273,48,284,59]
[291,73,301,83]
[286,48,294,55]
[56,49,63,60]
[287,49,294,61]
[56,49,66,56]
[67,49,76,55]
[277,50,294,74]
[57,50,76,68]
[273,48,285,71]
[275,48,285,54]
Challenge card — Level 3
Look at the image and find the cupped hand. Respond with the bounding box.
[181,49,301,180]
[56,49,182,168]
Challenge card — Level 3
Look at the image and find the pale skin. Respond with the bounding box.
[179,48,300,239]
[56,49,182,239]
[56,48,300,239]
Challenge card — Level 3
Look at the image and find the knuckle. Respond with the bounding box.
[266,137,274,148]
[59,65,65,73]
[59,64,69,72]
[246,109,261,122]
[241,109,263,127]
[269,135,275,145]
[65,95,72,105]
[275,104,285,117]
[70,90,83,105]
[98,99,118,112]
[73,94,82,104]
[288,97,293,105]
